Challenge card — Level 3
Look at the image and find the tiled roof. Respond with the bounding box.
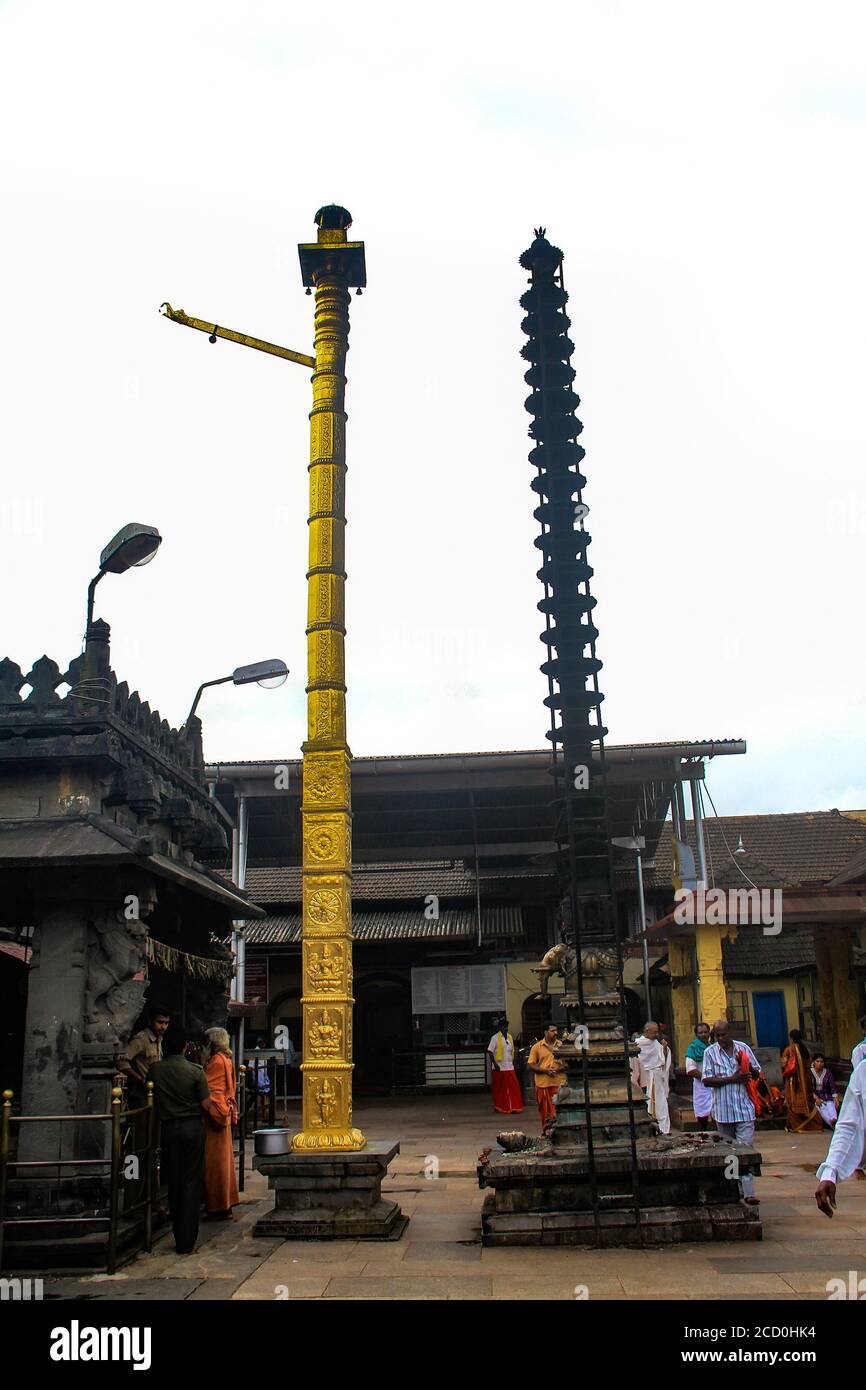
[233,861,553,906]
[242,905,525,946]
[722,925,815,977]
[643,812,866,892]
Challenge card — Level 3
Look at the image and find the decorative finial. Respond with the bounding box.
[314,205,353,231]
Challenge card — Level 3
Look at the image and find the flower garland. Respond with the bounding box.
[146,936,232,981]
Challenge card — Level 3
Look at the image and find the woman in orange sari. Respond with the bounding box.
[781,1030,824,1132]
[203,1027,240,1219]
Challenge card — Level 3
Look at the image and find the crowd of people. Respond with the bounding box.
[486,1010,866,1216]
[118,1007,240,1255]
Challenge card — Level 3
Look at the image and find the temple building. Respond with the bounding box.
[206,751,866,1092]
[0,621,261,1257]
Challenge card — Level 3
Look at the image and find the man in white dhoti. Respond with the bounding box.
[633,1021,672,1135]
[851,1016,866,1071]
[815,1058,866,1217]
[684,1022,714,1130]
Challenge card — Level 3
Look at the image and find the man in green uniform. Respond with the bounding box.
[148,1026,210,1254]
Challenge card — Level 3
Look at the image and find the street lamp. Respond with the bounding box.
[86,523,162,627]
[185,658,289,725]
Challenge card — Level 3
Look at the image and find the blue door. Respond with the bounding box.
[752,991,788,1049]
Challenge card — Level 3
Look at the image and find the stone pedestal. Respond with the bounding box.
[253,1140,408,1240]
[480,1134,763,1246]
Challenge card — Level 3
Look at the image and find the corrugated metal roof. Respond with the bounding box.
[243,905,525,946]
[206,740,745,771]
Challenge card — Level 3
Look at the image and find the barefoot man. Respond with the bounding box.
[527,1024,567,1131]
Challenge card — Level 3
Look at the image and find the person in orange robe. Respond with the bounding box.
[202,1027,240,1219]
[781,1030,824,1133]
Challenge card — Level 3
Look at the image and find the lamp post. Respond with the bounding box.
[184,658,289,726]
[86,523,162,629]
[184,658,288,1072]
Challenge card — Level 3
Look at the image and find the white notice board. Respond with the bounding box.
[411,963,505,1015]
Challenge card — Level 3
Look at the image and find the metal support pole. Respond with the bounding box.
[237,1066,246,1193]
[467,787,483,948]
[675,779,688,849]
[670,781,682,841]
[144,1083,154,1253]
[236,794,248,1068]
[635,851,652,1020]
[691,774,708,888]
[0,1089,11,1273]
[107,1086,122,1275]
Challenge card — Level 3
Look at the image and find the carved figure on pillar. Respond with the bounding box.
[84,911,149,1046]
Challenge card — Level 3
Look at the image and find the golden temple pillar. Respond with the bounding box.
[695,922,726,1030]
[292,206,367,1152]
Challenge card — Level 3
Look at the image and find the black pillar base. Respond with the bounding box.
[252,1139,408,1241]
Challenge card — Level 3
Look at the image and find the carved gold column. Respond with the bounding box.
[293,206,366,1151]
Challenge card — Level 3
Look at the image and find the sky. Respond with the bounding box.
[2,1,865,816]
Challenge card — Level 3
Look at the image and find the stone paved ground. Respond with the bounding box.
[42,1095,866,1301]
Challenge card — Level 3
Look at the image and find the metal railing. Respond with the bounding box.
[0,1084,158,1275]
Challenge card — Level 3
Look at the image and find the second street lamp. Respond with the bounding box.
[185,658,289,726]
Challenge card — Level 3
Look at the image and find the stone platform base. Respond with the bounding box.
[480,1135,763,1247]
[252,1139,407,1241]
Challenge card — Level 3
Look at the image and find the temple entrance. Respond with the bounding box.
[354,973,412,1094]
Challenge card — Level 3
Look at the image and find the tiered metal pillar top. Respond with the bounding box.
[520,227,610,925]
[292,206,366,1151]
[519,229,645,1166]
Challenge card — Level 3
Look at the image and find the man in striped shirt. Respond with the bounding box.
[701,1018,761,1204]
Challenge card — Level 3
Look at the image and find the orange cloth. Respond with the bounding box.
[203,1051,240,1214]
[781,1045,824,1132]
[527,1039,566,1088]
[536,1086,557,1128]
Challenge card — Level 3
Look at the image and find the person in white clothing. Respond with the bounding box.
[815,1058,866,1216]
[851,1015,866,1071]
[632,1021,672,1135]
[684,1022,714,1131]
[487,1016,524,1115]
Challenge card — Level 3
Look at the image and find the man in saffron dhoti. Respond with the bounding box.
[633,1021,672,1135]
[685,1022,713,1130]
[527,1024,567,1130]
[815,1057,866,1217]
[487,1017,524,1115]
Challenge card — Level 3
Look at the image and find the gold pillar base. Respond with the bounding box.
[291,1127,367,1152]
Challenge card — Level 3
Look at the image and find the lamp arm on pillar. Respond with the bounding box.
[86,571,105,630]
[160,303,315,370]
[185,675,232,727]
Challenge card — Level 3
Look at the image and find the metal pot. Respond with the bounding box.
[254,1127,290,1156]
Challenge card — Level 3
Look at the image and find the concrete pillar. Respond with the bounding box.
[813,927,838,1056]
[815,925,859,1058]
[669,936,696,1062]
[695,923,727,1030]
[19,905,88,1162]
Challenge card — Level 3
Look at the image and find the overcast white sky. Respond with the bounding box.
[1,1,864,816]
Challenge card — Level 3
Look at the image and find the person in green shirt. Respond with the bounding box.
[149,1026,210,1254]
